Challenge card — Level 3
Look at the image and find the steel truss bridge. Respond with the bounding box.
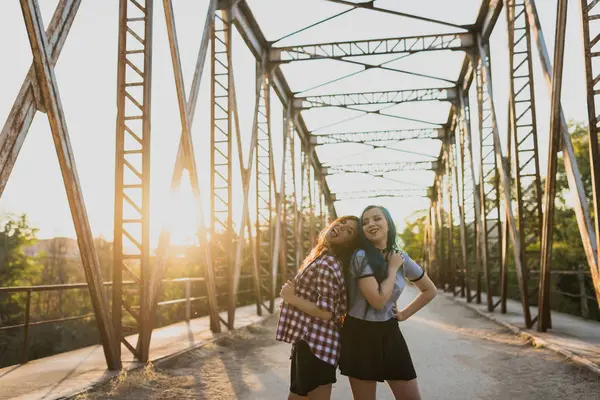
[1,0,600,371]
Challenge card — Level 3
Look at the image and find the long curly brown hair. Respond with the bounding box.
[300,215,361,274]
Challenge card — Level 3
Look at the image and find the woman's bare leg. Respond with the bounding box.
[307,383,333,400]
[288,392,308,400]
[387,379,421,400]
[348,377,377,400]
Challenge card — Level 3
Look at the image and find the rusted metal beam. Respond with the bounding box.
[0,0,81,196]
[270,33,474,63]
[477,0,503,41]
[18,0,120,370]
[113,0,154,362]
[578,0,600,309]
[476,35,532,326]
[228,51,262,325]
[231,0,336,214]
[270,106,291,312]
[326,161,437,175]
[505,0,544,319]
[147,0,221,343]
[538,0,569,332]
[457,87,484,305]
[311,128,443,145]
[294,88,457,109]
[524,0,599,286]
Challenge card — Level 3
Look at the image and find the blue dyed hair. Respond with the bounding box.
[358,205,399,283]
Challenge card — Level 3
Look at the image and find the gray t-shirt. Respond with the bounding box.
[347,249,425,321]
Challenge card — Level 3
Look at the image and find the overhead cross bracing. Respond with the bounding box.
[326,161,438,175]
[270,33,474,63]
[311,128,444,145]
[3,0,600,372]
[294,88,457,109]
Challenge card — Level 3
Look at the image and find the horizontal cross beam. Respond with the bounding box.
[325,160,438,174]
[332,188,430,201]
[270,33,474,62]
[295,87,457,109]
[311,128,444,145]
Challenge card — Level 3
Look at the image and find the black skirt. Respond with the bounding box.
[339,315,417,382]
[290,340,337,396]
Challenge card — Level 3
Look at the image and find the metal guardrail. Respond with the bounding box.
[0,278,196,363]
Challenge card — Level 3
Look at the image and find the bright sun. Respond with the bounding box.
[160,171,202,247]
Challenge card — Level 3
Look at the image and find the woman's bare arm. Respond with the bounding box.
[395,274,437,321]
[280,281,333,320]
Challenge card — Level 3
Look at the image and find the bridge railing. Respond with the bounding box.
[0,277,245,365]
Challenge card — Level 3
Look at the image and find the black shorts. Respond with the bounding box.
[290,340,337,396]
[339,315,417,382]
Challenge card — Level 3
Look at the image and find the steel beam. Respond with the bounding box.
[311,128,444,145]
[578,0,600,308]
[113,0,153,362]
[285,120,299,282]
[476,35,532,327]
[333,189,428,200]
[270,33,474,63]
[230,66,265,324]
[210,9,234,327]
[295,88,457,109]
[255,65,275,314]
[476,47,502,307]
[230,0,342,212]
[506,0,543,318]
[326,161,437,175]
[149,0,222,342]
[0,0,81,196]
[443,138,455,291]
[524,0,599,288]
[19,0,120,370]
[477,0,503,41]
[538,0,569,332]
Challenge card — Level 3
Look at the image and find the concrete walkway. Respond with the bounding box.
[0,304,266,400]
[444,290,600,373]
[77,285,600,400]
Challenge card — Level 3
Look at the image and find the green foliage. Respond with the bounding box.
[398,210,427,263]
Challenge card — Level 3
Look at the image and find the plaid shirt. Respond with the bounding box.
[275,254,347,366]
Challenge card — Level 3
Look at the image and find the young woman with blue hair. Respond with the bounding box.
[339,205,437,400]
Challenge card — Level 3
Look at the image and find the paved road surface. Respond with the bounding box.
[80,286,599,399]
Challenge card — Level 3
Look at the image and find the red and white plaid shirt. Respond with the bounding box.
[275,254,347,366]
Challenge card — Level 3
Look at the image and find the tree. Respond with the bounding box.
[398,210,427,262]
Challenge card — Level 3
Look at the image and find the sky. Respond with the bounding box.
[0,0,591,248]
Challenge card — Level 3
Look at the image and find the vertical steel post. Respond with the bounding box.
[578,0,600,307]
[476,35,532,328]
[255,65,274,313]
[444,138,454,292]
[506,0,544,318]
[538,0,569,332]
[113,0,153,362]
[211,9,233,324]
[475,49,502,307]
[524,0,599,298]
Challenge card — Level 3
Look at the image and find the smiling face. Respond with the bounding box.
[325,217,359,246]
[362,207,389,249]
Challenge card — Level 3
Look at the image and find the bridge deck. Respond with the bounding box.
[446,290,600,372]
[68,286,600,400]
[1,290,599,400]
[0,304,266,400]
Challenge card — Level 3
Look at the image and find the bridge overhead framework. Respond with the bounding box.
[1,0,600,372]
